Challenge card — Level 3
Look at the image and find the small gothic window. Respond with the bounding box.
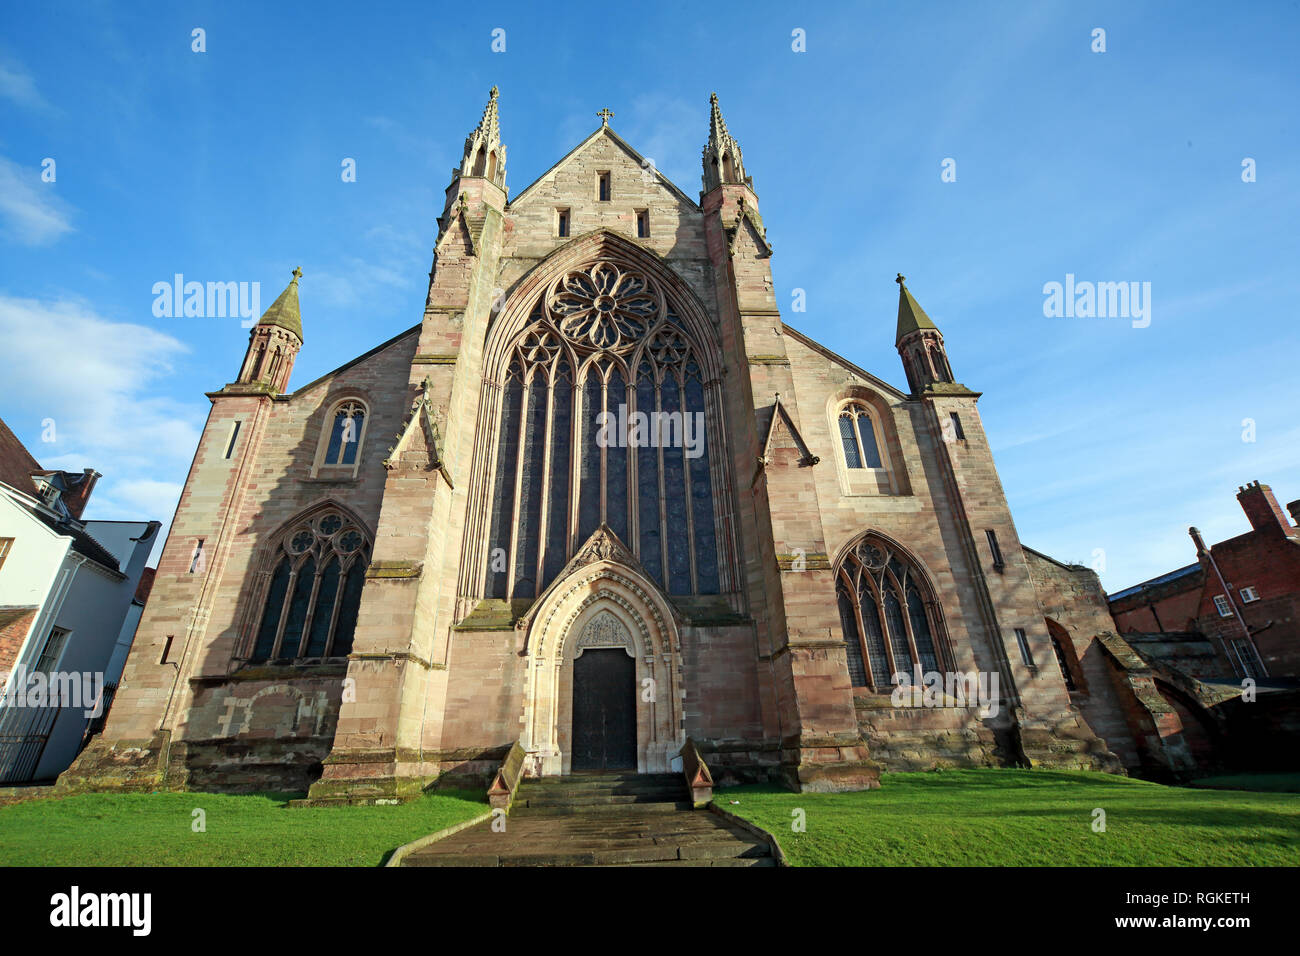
[948,412,965,441]
[597,171,611,201]
[834,535,947,690]
[838,402,883,469]
[1050,635,1076,690]
[320,400,367,470]
[557,208,570,238]
[985,529,1005,570]
[224,420,242,459]
[636,209,649,238]
[248,509,371,662]
[1015,628,1035,667]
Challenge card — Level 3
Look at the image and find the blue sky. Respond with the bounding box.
[1,1,1297,591]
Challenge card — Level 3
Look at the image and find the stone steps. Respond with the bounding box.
[399,772,775,867]
[512,801,694,816]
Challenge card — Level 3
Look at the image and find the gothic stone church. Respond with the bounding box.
[66,89,1121,801]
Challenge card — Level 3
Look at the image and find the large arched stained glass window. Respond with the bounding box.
[248,509,371,662]
[482,260,723,600]
[835,534,947,690]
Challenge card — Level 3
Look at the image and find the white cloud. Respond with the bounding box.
[623,93,700,194]
[312,256,411,309]
[0,294,200,561]
[0,57,51,111]
[0,155,74,245]
[309,227,424,310]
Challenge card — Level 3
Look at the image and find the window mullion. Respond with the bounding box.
[655,373,670,587]
[270,563,299,659]
[627,367,640,552]
[599,368,609,526]
[679,371,698,593]
[322,555,349,657]
[567,371,580,560]
[535,369,557,594]
[871,574,903,683]
[847,572,875,689]
[297,557,324,659]
[505,368,531,599]
[894,571,924,676]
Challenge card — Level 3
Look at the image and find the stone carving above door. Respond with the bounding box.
[575,609,633,652]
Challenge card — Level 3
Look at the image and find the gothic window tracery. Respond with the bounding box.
[316,399,368,474]
[837,401,883,470]
[483,259,723,601]
[835,534,947,690]
[248,509,371,662]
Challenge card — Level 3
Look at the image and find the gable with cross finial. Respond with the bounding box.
[597,107,614,125]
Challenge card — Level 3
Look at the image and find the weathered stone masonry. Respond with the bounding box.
[62,89,1124,799]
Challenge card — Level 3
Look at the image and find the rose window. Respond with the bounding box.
[548,262,661,352]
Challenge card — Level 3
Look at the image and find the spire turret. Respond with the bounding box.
[257,266,303,340]
[894,274,954,394]
[233,267,303,393]
[701,92,750,193]
[460,85,506,189]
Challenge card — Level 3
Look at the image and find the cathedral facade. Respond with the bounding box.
[65,89,1119,800]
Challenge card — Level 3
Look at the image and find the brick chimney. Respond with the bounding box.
[1236,481,1291,536]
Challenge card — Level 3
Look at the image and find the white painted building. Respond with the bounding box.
[0,418,158,783]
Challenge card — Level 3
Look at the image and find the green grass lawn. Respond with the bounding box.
[721,769,1300,866]
[0,790,487,866]
[5,770,1297,867]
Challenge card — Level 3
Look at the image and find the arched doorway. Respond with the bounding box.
[571,611,637,770]
[517,527,684,776]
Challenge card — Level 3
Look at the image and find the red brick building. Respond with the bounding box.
[1109,481,1300,679]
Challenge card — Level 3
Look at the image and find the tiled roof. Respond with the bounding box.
[257,269,303,340]
[134,567,156,604]
[30,467,98,519]
[895,275,940,344]
[32,510,121,573]
[1107,562,1201,603]
[0,417,40,495]
[0,606,39,631]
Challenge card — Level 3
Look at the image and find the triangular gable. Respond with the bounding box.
[781,323,910,402]
[509,125,699,210]
[515,522,675,631]
[434,195,480,258]
[383,377,453,485]
[725,199,773,258]
[760,394,818,467]
[280,324,420,401]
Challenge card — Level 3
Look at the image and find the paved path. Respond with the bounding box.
[402,773,774,867]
